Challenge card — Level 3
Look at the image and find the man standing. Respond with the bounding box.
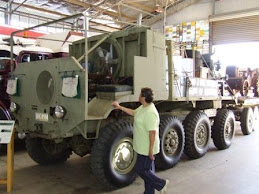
[112,87,169,194]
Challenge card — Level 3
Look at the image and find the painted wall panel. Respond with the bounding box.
[215,0,259,14]
[152,0,259,32]
[151,0,213,32]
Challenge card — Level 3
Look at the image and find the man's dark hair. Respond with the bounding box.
[141,87,154,103]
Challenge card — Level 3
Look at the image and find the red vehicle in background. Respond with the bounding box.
[0,46,56,120]
[0,57,12,120]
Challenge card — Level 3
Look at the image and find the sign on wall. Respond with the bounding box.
[165,20,209,54]
[0,121,15,144]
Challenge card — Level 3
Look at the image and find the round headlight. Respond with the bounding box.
[55,105,65,119]
[0,75,3,82]
[10,102,17,113]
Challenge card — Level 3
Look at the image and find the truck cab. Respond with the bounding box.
[0,45,64,120]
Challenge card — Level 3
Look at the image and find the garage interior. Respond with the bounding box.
[0,124,258,194]
[0,0,259,194]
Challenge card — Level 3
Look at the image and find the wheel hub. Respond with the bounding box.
[248,115,253,130]
[225,120,233,140]
[196,124,207,148]
[164,128,179,155]
[113,137,136,174]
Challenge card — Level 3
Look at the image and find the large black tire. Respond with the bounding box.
[26,137,72,165]
[155,115,184,170]
[241,107,254,135]
[212,109,235,150]
[90,121,137,188]
[183,111,211,159]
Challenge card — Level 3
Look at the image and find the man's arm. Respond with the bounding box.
[111,101,134,116]
[149,130,156,161]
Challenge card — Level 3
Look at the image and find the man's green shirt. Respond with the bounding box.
[133,103,160,156]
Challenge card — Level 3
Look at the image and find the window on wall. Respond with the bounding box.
[48,26,56,33]
[20,16,29,28]
[0,12,4,24]
[0,10,72,34]
[56,24,64,33]
[39,26,47,32]
[29,18,38,27]
[10,14,19,26]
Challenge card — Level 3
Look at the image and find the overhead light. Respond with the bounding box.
[154,0,163,13]
[154,6,163,13]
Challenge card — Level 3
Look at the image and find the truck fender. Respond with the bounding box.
[88,95,133,119]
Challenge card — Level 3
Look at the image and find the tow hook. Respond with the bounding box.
[34,123,43,132]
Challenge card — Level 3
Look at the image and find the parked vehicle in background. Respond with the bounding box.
[0,31,83,120]
[226,66,259,97]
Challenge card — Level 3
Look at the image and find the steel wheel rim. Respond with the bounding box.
[224,119,234,143]
[195,122,208,149]
[163,127,179,156]
[112,137,136,174]
[248,113,254,132]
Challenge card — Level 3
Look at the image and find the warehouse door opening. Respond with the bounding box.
[212,42,259,97]
[213,42,259,75]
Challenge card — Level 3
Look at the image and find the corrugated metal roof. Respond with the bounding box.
[0,0,184,32]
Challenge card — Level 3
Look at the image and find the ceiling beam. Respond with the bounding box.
[64,0,136,21]
[13,2,68,17]
[143,0,202,26]
[121,3,156,16]
[11,0,27,14]
[12,2,120,32]
[125,1,154,13]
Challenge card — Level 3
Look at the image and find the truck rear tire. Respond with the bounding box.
[241,107,254,135]
[183,111,211,159]
[90,121,137,188]
[26,137,72,165]
[212,109,235,150]
[155,115,184,169]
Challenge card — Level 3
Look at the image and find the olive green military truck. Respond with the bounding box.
[9,19,259,188]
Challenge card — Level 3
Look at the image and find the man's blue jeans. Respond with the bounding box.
[135,154,166,194]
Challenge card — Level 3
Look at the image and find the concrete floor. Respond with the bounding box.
[0,123,259,194]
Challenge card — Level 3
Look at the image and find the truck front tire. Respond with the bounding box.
[90,121,137,188]
[26,137,72,165]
